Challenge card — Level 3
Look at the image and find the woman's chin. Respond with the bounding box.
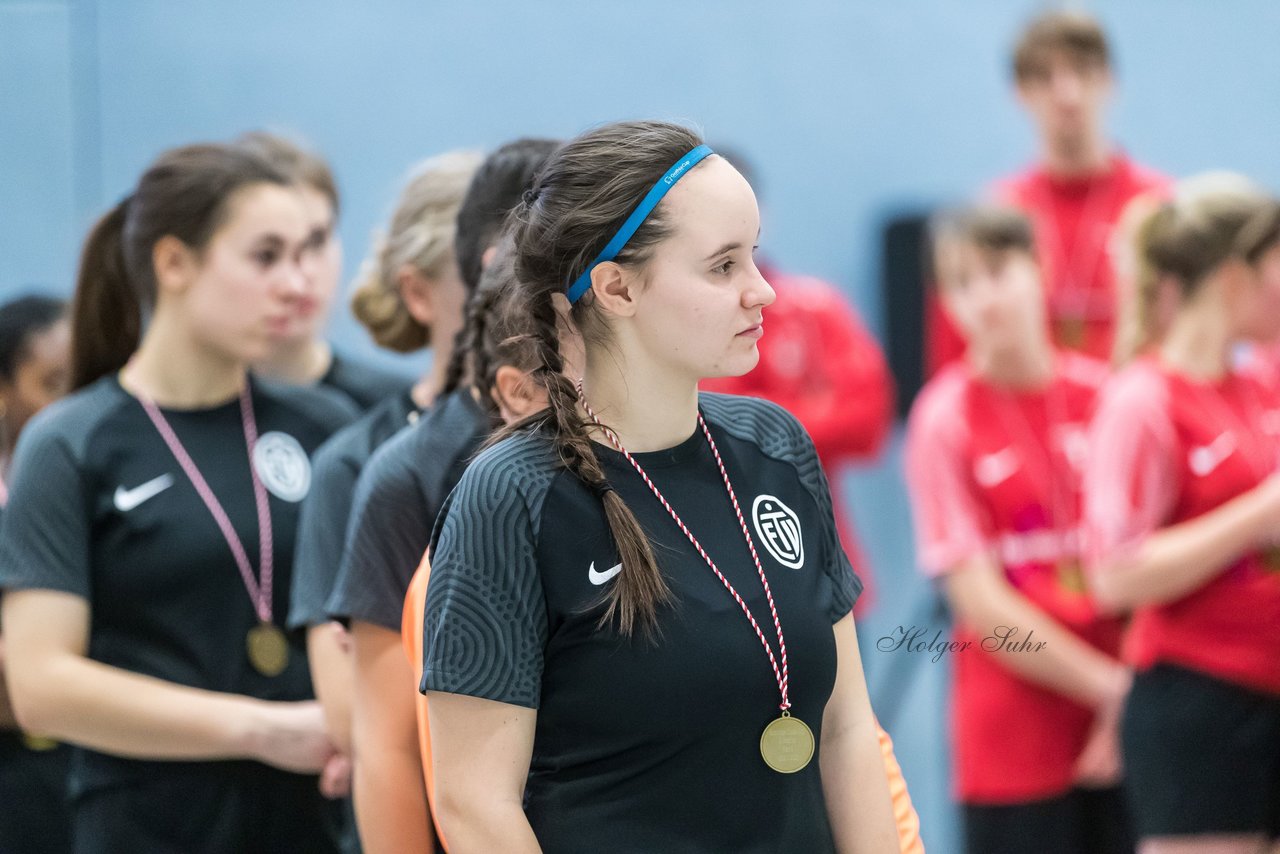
[701,350,761,381]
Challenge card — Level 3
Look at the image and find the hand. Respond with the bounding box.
[1075,666,1131,788]
[247,700,337,775]
[318,752,352,799]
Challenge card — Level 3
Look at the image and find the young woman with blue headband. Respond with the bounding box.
[421,120,899,853]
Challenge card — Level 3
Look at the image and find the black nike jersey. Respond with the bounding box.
[287,391,419,630]
[422,394,861,854]
[0,375,353,796]
[320,351,411,412]
[325,388,493,631]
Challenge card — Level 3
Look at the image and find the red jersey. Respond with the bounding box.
[927,152,1171,374]
[1085,359,1280,695]
[905,352,1124,803]
[703,263,894,613]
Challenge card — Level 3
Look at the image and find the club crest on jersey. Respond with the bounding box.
[752,495,804,569]
[252,432,311,502]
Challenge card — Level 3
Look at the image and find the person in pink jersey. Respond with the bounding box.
[928,10,1169,374]
[1085,176,1280,852]
[906,204,1132,853]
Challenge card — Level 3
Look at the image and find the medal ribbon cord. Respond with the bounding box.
[138,386,274,623]
[578,384,792,712]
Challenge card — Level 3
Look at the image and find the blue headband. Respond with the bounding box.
[564,144,715,304]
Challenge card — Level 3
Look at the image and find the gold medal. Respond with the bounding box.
[760,712,814,774]
[246,622,289,677]
[1055,314,1087,351]
[21,734,58,752]
[1056,559,1088,594]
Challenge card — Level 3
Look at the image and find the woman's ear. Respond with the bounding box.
[490,365,545,421]
[152,235,199,296]
[588,262,640,318]
[397,265,436,327]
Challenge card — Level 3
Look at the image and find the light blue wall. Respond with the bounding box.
[5,0,1280,368]
[3,3,1279,848]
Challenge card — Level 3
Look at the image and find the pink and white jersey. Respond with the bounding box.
[905,352,1123,803]
[1085,357,1280,695]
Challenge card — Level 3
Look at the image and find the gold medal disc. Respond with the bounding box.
[246,623,289,677]
[21,734,58,752]
[1055,315,1087,351]
[760,712,814,774]
[1056,559,1088,594]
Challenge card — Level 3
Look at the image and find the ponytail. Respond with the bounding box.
[1112,196,1170,367]
[513,285,671,637]
[497,120,703,636]
[1113,172,1280,367]
[70,200,141,390]
[68,143,288,391]
[492,241,676,637]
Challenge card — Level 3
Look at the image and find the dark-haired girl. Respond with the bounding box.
[325,137,559,853]
[1085,176,1280,854]
[421,120,899,853]
[287,148,481,854]
[0,143,353,853]
[0,293,72,853]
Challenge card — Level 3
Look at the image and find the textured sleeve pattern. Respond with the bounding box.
[420,434,556,708]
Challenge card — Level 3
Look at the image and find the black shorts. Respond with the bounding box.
[963,786,1133,854]
[71,760,344,854]
[1121,663,1280,838]
[0,733,73,854]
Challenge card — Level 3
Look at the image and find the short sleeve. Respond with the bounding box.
[325,444,432,632]
[420,454,547,708]
[801,435,864,622]
[903,381,993,577]
[0,420,93,598]
[1083,369,1179,570]
[287,441,360,630]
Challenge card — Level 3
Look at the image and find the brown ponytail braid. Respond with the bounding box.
[498,119,707,635]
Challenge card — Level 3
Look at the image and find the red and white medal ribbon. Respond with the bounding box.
[577,381,792,713]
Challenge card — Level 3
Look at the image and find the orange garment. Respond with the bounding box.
[403,552,925,853]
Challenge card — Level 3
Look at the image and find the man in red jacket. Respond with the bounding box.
[928,9,1169,373]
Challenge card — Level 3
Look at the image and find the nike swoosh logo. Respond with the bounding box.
[114,474,175,512]
[1189,433,1235,477]
[588,561,622,586]
[974,448,1019,488]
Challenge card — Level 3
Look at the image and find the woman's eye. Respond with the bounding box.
[256,251,280,267]
[713,259,735,275]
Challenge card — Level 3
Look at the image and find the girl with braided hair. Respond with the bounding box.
[324,138,558,852]
[421,120,899,853]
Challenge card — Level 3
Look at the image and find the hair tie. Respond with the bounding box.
[591,480,615,499]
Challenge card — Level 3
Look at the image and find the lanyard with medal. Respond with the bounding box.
[565,144,812,772]
[580,384,813,774]
[132,375,289,677]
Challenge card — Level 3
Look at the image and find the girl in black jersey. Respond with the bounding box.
[0,294,73,854]
[240,131,410,411]
[421,121,899,852]
[287,149,482,853]
[333,138,559,853]
[0,143,353,854]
